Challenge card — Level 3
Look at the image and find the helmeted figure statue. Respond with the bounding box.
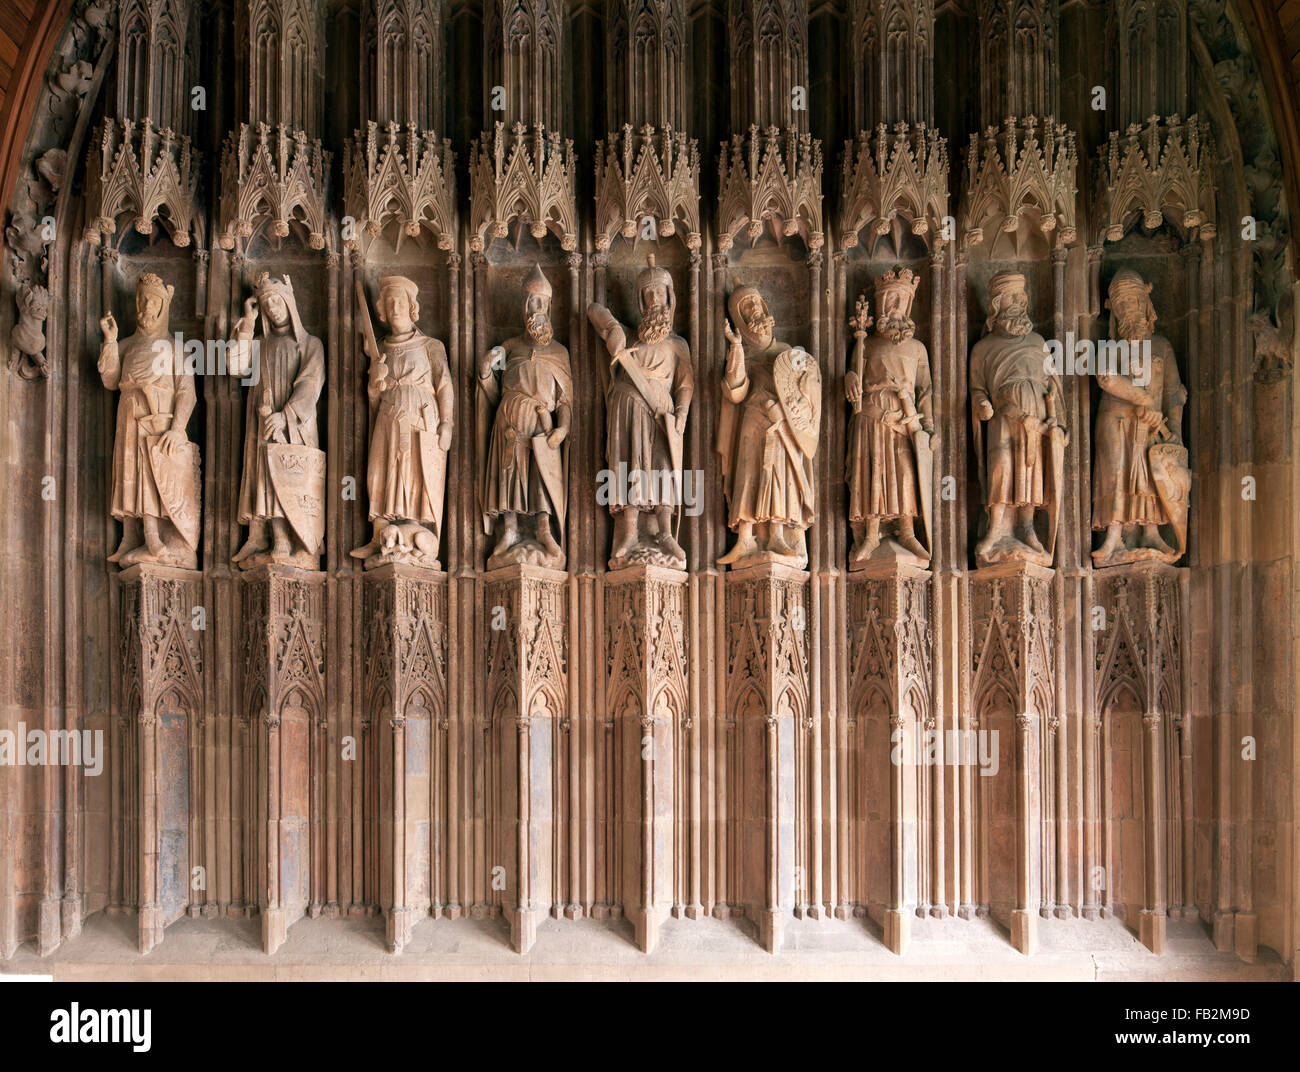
[1092,269,1190,567]
[477,264,572,570]
[351,275,454,570]
[98,272,201,569]
[970,270,1068,567]
[716,284,821,569]
[230,272,327,570]
[588,255,694,570]
[844,268,935,569]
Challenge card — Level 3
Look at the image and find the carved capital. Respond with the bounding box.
[594,124,701,251]
[717,125,823,252]
[470,122,578,251]
[840,122,949,250]
[1096,115,1216,244]
[343,121,456,252]
[218,123,330,251]
[84,118,197,248]
[961,116,1077,249]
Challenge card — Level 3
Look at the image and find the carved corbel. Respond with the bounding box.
[83,118,198,247]
[840,122,949,250]
[217,123,330,250]
[594,124,701,251]
[960,115,1078,250]
[343,121,457,252]
[716,125,823,252]
[469,121,578,252]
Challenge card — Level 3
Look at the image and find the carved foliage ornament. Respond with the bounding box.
[1097,114,1216,242]
[840,122,949,250]
[717,125,823,252]
[961,115,1078,249]
[594,124,701,251]
[470,122,578,252]
[84,118,197,247]
[218,123,330,250]
[344,121,456,251]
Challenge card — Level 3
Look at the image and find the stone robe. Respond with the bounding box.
[970,329,1058,509]
[605,335,693,512]
[368,331,453,529]
[846,335,931,522]
[1093,336,1186,528]
[480,342,572,519]
[105,332,195,521]
[238,327,326,525]
[719,345,815,529]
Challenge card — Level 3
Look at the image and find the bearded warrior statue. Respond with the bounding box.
[230,273,327,570]
[1092,269,1190,567]
[477,264,573,570]
[98,272,201,568]
[587,255,694,570]
[844,267,935,569]
[716,284,822,569]
[351,276,454,570]
[970,270,1068,567]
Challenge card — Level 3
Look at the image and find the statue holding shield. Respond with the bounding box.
[230,272,327,570]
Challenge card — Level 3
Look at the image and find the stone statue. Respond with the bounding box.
[844,268,934,569]
[477,264,572,570]
[588,255,694,570]
[716,284,821,569]
[350,276,454,570]
[230,272,326,570]
[1092,269,1190,567]
[98,272,201,568]
[11,282,50,377]
[970,270,1068,568]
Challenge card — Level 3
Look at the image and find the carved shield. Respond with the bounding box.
[773,347,822,458]
[147,435,201,550]
[1149,440,1191,555]
[266,443,327,552]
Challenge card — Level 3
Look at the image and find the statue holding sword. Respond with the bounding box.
[844,267,935,569]
[476,264,572,570]
[587,254,694,570]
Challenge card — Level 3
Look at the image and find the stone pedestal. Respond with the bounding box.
[970,561,1055,956]
[846,561,931,955]
[117,564,204,954]
[724,562,808,953]
[483,564,568,954]
[605,564,687,953]
[240,565,325,954]
[363,564,449,954]
[1091,561,1186,954]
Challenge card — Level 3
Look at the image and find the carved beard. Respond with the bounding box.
[526,313,553,346]
[1116,314,1153,341]
[638,305,672,345]
[998,311,1034,337]
[876,315,916,343]
[745,313,775,342]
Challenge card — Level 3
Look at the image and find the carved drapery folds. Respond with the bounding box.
[484,0,565,130]
[728,0,809,132]
[344,123,457,251]
[849,0,934,130]
[1096,115,1216,242]
[960,116,1077,250]
[361,0,444,131]
[606,0,687,132]
[84,119,196,247]
[716,126,823,252]
[976,0,1060,126]
[840,123,948,250]
[594,124,700,251]
[470,122,578,251]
